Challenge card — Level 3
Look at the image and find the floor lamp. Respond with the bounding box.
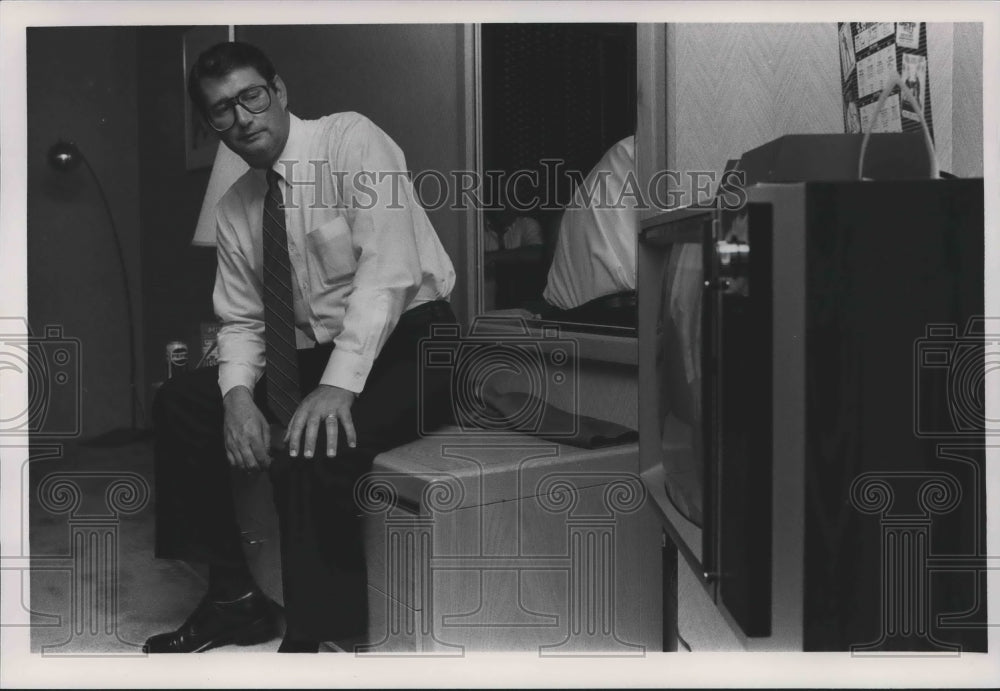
[48,140,149,446]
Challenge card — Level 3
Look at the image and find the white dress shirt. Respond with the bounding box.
[213,112,455,396]
[543,136,637,310]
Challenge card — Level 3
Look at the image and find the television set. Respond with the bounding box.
[638,134,986,651]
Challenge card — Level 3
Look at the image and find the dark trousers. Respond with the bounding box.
[152,300,456,641]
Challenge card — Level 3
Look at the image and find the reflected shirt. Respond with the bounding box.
[544,136,637,310]
[214,112,455,396]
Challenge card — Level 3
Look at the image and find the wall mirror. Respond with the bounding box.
[477,23,638,337]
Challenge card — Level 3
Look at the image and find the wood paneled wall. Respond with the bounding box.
[664,23,983,185]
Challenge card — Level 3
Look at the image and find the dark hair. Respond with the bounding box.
[187,41,277,113]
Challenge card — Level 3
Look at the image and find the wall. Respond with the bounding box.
[136,27,220,409]
[26,27,143,438]
[927,23,983,177]
[238,24,471,323]
[950,23,984,177]
[665,23,984,183]
[666,24,843,182]
[926,22,984,176]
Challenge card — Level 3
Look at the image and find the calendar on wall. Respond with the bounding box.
[838,22,933,138]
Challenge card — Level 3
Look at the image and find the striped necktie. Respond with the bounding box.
[262,169,301,426]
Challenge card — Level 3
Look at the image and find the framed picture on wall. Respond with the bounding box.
[182,25,232,170]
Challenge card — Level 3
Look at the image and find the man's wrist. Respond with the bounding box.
[223,385,253,406]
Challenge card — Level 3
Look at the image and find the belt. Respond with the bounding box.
[399,299,455,326]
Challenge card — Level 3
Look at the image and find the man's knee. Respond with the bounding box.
[271,448,372,507]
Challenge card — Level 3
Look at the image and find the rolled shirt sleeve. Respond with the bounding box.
[214,204,267,397]
[318,117,426,393]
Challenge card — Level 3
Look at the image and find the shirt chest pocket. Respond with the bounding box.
[306,216,357,282]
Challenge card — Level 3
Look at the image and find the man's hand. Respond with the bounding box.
[284,384,357,458]
[223,386,272,471]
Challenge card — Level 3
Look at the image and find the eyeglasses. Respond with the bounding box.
[205,84,272,132]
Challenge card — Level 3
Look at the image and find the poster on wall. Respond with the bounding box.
[182,25,233,170]
[838,22,934,138]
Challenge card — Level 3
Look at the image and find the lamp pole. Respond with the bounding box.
[49,140,145,445]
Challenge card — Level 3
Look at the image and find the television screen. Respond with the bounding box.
[655,223,706,527]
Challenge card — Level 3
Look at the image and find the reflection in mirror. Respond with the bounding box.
[480,24,638,331]
[657,239,704,526]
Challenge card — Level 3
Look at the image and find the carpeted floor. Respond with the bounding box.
[26,439,288,654]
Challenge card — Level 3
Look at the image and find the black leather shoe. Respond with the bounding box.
[143,591,278,653]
